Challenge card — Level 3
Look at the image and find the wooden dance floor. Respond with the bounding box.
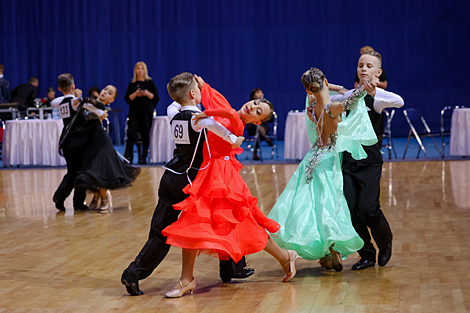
[1,160,470,312]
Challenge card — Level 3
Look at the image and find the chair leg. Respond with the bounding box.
[441,134,445,158]
[414,135,428,158]
[390,138,397,158]
[258,143,263,162]
[403,131,412,159]
[431,135,443,158]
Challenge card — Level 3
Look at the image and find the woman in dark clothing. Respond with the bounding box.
[124,61,159,164]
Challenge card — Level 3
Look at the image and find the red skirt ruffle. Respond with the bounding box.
[162,158,280,263]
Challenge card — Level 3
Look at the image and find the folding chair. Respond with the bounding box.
[440,105,466,158]
[244,125,262,161]
[264,111,279,159]
[402,108,442,159]
[381,109,397,159]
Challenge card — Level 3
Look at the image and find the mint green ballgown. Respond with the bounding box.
[268,88,377,260]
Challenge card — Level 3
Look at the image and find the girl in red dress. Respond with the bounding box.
[162,76,300,298]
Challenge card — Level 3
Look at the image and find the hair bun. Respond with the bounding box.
[301,68,325,93]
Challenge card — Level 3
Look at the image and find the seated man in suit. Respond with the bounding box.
[11,77,39,112]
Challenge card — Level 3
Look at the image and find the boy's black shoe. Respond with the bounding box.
[53,198,66,211]
[378,242,392,267]
[121,269,143,296]
[221,268,255,282]
[351,259,375,270]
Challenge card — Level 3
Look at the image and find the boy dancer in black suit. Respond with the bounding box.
[331,51,404,270]
[52,73,107,211]
[121,72,253,296]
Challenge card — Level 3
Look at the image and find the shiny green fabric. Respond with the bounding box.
[268,93,377,260]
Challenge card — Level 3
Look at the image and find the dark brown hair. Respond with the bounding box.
[257,98,274,122]
[301,68,325,93]
[57,73,74,92]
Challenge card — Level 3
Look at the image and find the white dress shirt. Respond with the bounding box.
[167,101,238,144]
[51,95,105,117]
[330,88,404,113]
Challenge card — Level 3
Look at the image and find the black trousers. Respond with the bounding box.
[342,162,392,261]
[126,169,246,281]
[53,147,86,208]
[124,114,152,163]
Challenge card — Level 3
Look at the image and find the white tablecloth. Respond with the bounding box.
[149,116,175,164]
[2,119,66,166]
[450,108,470,156]
[284,111,312,160]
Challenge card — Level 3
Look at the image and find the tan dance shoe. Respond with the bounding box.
[282,250,301,282]
[165,278,197,298]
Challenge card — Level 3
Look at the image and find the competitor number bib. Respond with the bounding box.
[171,120,190,144]
[59,103,71,119]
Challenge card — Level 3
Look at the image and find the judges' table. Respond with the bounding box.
[2,119,66,166]
[284,111,312,160]
[450,108,470,156]
[149,116,175,164]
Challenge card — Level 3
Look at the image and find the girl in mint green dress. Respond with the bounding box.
[268,68,377,271]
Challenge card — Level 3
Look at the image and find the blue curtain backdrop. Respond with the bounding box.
[1,0,469,142]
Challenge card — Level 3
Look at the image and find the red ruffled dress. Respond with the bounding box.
[162,84,280,263]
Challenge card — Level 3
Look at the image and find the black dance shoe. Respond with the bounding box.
[74,204,89,211]
[121,269,143,296]
[221,268,255,282]
[351,259,376,270]
[378,242,392,267]
[53,198,66,211]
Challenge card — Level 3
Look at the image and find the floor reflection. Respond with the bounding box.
[450,161,470,209]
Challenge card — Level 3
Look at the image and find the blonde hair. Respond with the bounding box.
[132,61,152,83]
[363,50,382,69]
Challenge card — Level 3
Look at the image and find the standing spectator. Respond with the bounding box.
[124,62,159,164]
[0,64,10,104]
[43,87,56,106]
[11,77,39,111]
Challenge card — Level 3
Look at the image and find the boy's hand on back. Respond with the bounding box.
[308,94,317,106]
[231,136,245,149]
[306,106,315,122]
[192,112,208,125]
[194,75,205,90]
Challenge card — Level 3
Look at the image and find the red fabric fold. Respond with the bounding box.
[162,84,279,263]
